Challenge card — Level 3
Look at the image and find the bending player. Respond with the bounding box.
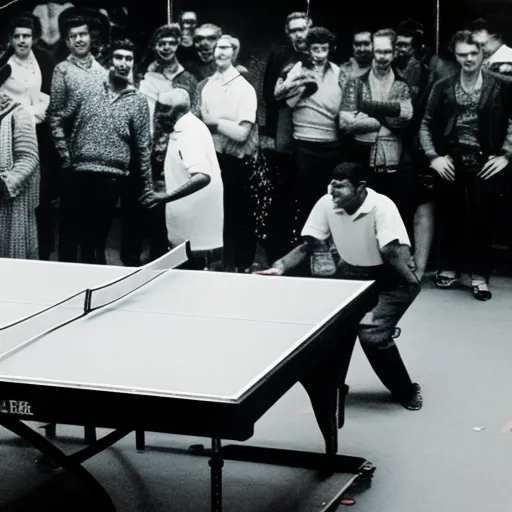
[257,162,423,410]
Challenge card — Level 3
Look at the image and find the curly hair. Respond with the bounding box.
[305,27,337,48]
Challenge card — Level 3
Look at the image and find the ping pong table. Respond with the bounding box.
[0,242,377,511]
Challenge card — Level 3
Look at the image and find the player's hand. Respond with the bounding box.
[255,267,283,276]
[140,190,167,209]
[478,155,509,180]
[430,156,455,181]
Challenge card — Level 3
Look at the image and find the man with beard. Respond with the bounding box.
[182,23,222,82]
[176,10,198,64]
[338,28,373,91]
[55,39,154,265]
[144,88,224,270]
[420,30,512,301]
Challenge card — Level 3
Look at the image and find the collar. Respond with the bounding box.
[102,79,136,98]
[211,65,241,85]
[369,65,395,83]
[148,60,185,78]
[172,111,194,133]
[67,53,95,70]
[458,69,483,92]
[332,189,377,220]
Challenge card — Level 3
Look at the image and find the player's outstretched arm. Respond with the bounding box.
[256,237,318,276]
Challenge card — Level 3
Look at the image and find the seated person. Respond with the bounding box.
[257,162,423,410]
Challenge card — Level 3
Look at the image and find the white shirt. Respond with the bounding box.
[486,44,512,67]
[1,52,49,124]
[200,65,257,157]
[164,112,224,251]
[301,188,410,266]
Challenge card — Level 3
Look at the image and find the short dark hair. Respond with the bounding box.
[306,27,337,48]
[151,24,182,47]
[8,13,41,40]
[109,38,136,59]
[396,18,425,49]
[469,15,507,41]
[332,162,368,185]
[62,16,92,39]
[448,30,480,54]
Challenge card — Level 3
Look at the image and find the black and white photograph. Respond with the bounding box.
[0,0,511,510]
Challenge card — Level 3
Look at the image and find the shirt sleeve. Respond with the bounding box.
[301,195,331,241]
[178,125,213,177]
[374,196,411,249]
[236,81,257,124]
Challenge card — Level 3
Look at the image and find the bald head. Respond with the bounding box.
[158,87,191,110]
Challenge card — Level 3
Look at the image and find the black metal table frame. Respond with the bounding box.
[0,283,377,511]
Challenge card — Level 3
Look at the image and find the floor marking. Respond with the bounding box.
[297,407,314,416]
[500,420,512,434]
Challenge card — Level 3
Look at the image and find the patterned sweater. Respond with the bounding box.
[60,79,154,196]
[49,54,107,164]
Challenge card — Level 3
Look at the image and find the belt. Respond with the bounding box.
[372,166,398,174]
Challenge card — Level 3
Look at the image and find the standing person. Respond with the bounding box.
[144,88,224,270]
[1,13,58,261]
[339,29,418,256]
[420,30,512,300]
[55,39,154,265]
[176,10,198,64]
[182,23,222,82]
[260,12,312,261]
[0,64,40,260]
[257,162,423,411]
[338,28,374,90]
[139,23,198,132]
[197,35,259,273]
[276,26,342,236]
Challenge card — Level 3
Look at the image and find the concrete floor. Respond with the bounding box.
[1,217,512,511]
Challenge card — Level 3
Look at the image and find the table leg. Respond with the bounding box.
[84,425,97,444]
[0,417,130,511]
[135,430,145,451]
[209,438,224,512]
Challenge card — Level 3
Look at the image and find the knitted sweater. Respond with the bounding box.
[49,54,107,163]
[63,80,153,196]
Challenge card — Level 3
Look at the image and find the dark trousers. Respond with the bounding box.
[58,171,124,265]
[436,167,500,279]
[324,261,419,400]
[259,150,297,263]
[119,180,169,266]
[294,139,341,235]
[35,122,60,260]
[217,152,257,271]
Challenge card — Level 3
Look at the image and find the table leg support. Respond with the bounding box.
[0,418,129,512]
[209,438,224,512]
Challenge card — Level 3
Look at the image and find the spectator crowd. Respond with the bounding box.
[1,6,511,304]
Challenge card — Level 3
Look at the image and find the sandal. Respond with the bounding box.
[435,272,458,288]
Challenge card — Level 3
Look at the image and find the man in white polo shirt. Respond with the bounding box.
[257,162,423,411]
[145,88,224,270]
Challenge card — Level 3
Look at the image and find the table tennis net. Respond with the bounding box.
[0,290,88,361]
[85,241,190,313]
